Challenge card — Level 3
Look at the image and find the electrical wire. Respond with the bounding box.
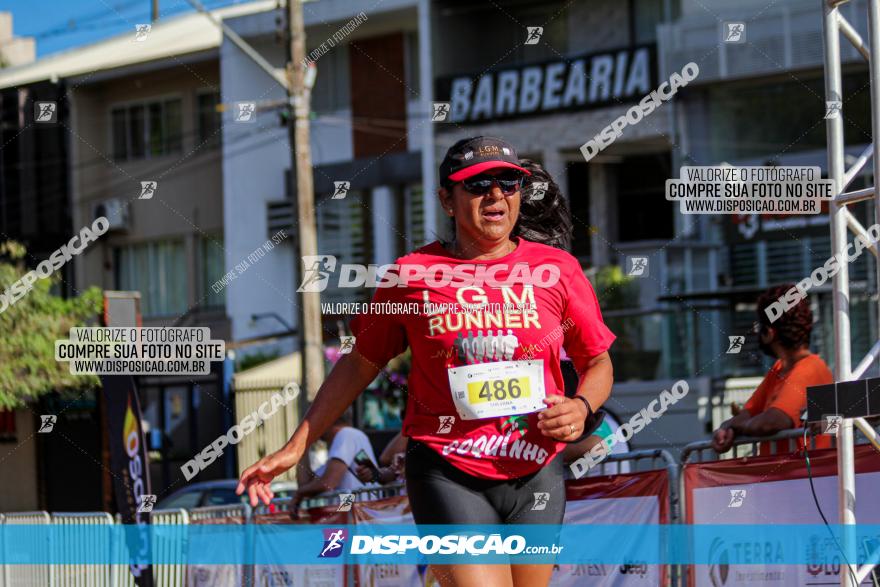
[802,425,862,586]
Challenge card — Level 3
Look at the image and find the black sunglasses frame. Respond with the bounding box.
[458,173,525,196]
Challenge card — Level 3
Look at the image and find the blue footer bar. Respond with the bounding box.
[1,524,879,565]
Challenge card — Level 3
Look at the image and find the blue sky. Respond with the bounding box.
[7,0,249,57]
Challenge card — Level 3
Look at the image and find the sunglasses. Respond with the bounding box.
[460,172,524,196]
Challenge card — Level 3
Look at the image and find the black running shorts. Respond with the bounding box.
[404,440,566,525]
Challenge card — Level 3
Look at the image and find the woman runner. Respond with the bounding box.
[238,136,616,587]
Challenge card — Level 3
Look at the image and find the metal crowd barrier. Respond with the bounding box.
[586,449,680,587]
[296,482,406,512]
[3,511,51,587]
[678,423,880,587]
[680,427,828,463]
[12,430,880,587]
[51,512,114,587]
[594,448,681,522]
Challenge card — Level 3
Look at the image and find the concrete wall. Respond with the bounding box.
[70,59,225,329]
[220,30,295,353]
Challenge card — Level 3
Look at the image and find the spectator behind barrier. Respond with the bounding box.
[355,431,407,485]
[711,283,833,456]
[294,408,378,502]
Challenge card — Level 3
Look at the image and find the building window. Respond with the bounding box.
[197,91,221,149]
[111,98,183,161]
[566,161,592,261]
[617,153,674,242]
[404,185,426,250]
[631,0,679,44]
[311,45,350,114]
[317,191,367,304]
[199,235,226,309]
[115,240,188,317]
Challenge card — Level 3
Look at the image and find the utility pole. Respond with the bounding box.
[286,0,324,402]
[151,0,159,22]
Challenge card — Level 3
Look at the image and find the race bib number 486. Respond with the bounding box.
[448,360,545,420]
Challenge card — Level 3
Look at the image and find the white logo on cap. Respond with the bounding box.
[502,147,511,156]
[464,151,474,160]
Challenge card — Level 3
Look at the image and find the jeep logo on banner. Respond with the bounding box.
[103,375,154,587]
[435,44,657,124]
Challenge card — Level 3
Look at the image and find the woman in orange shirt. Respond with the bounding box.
[712,283,833,455]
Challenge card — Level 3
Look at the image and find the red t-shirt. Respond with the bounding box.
[351,238,616,480]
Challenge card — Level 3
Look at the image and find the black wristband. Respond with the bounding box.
[573,395,593,420]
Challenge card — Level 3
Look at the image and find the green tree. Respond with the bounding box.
[0,241,102,408]
[590,265,639,310]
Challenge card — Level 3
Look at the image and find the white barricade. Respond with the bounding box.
[186,504,250,587]
[111,509,190,587]
[51,512,114,587]
[3,511,51,587]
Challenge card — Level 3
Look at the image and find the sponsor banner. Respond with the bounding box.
[685,444,880,586]
[102,374,154,587]
[253,510,345,587]
[352,496,424,587]
[554,468,669,586]
[186,515,245,587]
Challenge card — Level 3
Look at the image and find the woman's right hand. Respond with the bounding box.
[236,446,300,507]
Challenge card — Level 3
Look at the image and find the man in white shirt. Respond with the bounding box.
[295,410,379,498]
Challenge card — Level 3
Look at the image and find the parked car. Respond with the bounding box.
[157,479,297,510]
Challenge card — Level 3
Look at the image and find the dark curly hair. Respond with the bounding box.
[513,159,574,251]
[756,283,814,349]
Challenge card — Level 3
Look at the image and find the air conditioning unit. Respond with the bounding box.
[92,198,131,231]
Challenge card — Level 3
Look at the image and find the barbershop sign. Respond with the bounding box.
[436,44,657,124]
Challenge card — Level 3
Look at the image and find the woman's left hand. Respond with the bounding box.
[537,395,588,441]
